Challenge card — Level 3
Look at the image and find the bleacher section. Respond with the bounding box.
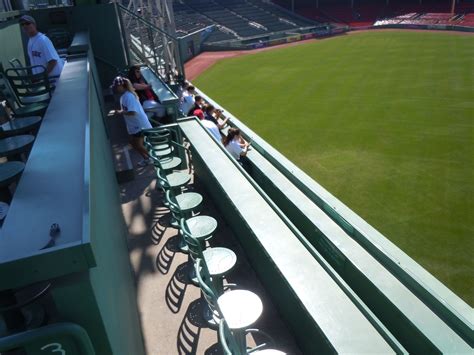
[460,13,474,26]
[203,27,236,42]
[252,0,315,27]
[173,0,319,43]
[215,0,295,32]
[173,1,213,36]
[274,0,474,28]
[184,0,267,37]
[374,10,471,27]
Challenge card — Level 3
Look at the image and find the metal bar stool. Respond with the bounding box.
[181,220,237,293]
[219,318,286,355]
[195,259,262,334]
[165,190,203,228]
[145,131,182,171]
[0,116,42,138]
[155,168,191,197]
[0,161,25,225]
[179,215,217,255]
[0,135,34,161]
[217,290,264,352]
[0,161,25,202]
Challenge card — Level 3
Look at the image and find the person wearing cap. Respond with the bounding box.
[111,76,153,167]
[19,15,63,78]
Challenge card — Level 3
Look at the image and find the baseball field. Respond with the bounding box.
[194,31,474,305]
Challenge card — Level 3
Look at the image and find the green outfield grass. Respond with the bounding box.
[194,31,474,305]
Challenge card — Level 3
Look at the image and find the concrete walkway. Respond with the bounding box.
[108,118,301,353]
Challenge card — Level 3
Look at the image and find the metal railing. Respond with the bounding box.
[116,3,184,83]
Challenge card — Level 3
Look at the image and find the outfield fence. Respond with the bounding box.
[371,23,474,32]
[200,26,342,51]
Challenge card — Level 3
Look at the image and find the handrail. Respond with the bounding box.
[0,322,95,354]
[117,4,178,41]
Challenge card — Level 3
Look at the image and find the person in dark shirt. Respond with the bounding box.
[127,65,165,118]
[187,95,204,116]
[204,104,230,129]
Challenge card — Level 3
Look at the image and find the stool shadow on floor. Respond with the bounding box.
[204,342,223,355]
[165,262,191,314]
[151,219,167,245]
[177,298,209,355]
[156,234,180,274]
[150,207,170,244]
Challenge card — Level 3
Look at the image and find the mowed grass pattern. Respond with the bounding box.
[194,31,474,305]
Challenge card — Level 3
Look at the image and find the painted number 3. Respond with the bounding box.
[41,343,66,355]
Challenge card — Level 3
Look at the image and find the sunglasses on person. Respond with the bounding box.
[21,22,33,26]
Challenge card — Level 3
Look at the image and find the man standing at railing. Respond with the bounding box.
[19,15,63,79]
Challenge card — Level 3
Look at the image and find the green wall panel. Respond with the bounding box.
[0,20,25,70]
[50,273,112,354]
[88,54,145,355]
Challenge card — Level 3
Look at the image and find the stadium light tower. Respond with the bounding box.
[115,0,184,82]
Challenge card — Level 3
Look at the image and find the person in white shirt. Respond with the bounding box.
[201,119,222,142]
[223,128,250,159]
[112,76,153,167]
[180,85,195,116]
[19,15,63,78]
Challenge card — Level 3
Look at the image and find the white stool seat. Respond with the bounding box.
[185,215,217,240]
[176,192,203,212]
[253,350,286,355]
[203,247,237,277]
[218,290,263,330]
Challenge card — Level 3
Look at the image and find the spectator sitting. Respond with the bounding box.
[19,15,63,80]
[111,76,152,167]
[223,127,250,158]
[180,84,195,116]
[202,119,222,142]
[127,65,165,119]
[175,80,188,99]
[187,95,204,116]
[204,104,230,129]
[192,108,205,120]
